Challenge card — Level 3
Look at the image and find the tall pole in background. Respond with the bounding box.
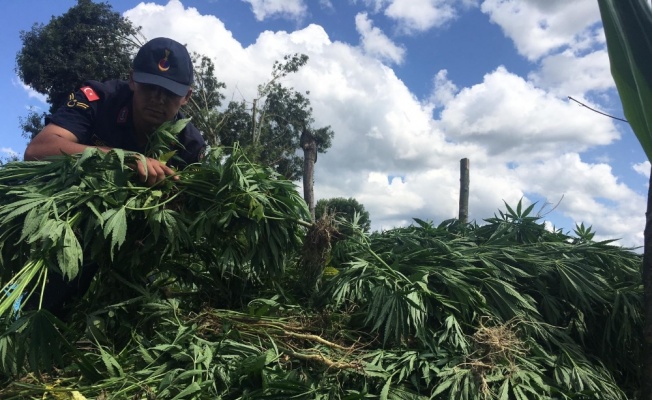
[459,158,469,223]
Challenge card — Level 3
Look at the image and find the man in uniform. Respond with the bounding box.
[22,37,206,316]
[24,36,206,186]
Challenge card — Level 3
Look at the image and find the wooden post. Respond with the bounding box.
[459,158,469,223]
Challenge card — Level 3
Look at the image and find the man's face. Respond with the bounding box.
[129,72,191,133]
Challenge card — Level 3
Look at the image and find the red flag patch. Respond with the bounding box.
[80,86,100,101]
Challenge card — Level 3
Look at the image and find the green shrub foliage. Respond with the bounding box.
[0,144,643,398]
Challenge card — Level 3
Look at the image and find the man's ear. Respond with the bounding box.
[181,88,192,106]
[128,70,136,91]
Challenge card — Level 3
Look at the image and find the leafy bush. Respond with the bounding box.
[0,150,643,398]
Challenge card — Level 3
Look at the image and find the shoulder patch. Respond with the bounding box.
[80,86,100,101]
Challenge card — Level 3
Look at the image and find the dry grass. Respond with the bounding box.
[467,318,529,398]
[471,318,528,365]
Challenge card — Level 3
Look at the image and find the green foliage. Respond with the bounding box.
[16,0,141,113]
[0,162,643,400]
[218,54,335,180]
[181,52,337,181]
[183,53,227,146]
[18,108,45,141]
[597,0,652,160]
[318,208,641,398]
[316,197,372,234]
[0,148,308,307]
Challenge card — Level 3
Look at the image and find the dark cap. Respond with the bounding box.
[132,37,193,97]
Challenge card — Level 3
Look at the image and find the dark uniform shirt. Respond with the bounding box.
[47,79,206,167]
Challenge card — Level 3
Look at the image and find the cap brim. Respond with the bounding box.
[133,71,190,97]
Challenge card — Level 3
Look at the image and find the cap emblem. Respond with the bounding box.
[158,49,171,72]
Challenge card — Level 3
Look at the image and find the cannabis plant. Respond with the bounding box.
[0,120,644,398]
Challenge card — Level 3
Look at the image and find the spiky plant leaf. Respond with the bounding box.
[597,0,652,159]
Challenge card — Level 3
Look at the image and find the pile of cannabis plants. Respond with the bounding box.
[316,204,643,399]
[0,143,644,399]
[0,138,313,393]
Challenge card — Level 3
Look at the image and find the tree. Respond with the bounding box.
[217,101,254,150]
[220,54,334,181]
[183,53,334,214]
[251,55,334,217]
[183,54,226,146]
[18,108,46,141]
[205,54,334,212]
[15,0,141,138]
[598,1,652,397]
[315,197,371,233]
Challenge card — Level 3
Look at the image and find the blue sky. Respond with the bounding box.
[0,0,649,248]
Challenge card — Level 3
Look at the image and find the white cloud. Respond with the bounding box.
[355,0,390,14]
[320,0,334,10]
[480,0,601,60]
[13,77,47,104]
[437,66,619,162]
[429,69,458,109]
[634,161,651,178]
[241,0,307,21]
[355,0,477,33]
[123,1,643,248]
[355,13,405,64]
[1,147,18,159]
[385,0,458,33]
[529,49,613,97]
[514,153,645,247]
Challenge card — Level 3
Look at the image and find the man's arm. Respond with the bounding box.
[24,123,103,161]
[24,123,177,186]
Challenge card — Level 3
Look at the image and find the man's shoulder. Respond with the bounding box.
[183,119,202,137]
[82,80,131,102]
[177,111,203,139]
[175,116,207,164]
[181,119,207,150]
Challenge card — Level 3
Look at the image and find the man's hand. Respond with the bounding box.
[133,156,178,186]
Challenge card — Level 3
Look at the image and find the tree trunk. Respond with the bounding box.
[301,127,317,221]
[644,165,652,399]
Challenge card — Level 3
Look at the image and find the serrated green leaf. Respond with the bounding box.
[159,150,178,165]
[1,196,50,224]
[102,206,127,257]
[170,382,201,400]
[20,207,45,242]
[85,201,104,226]
[598,0,652,159]
[499,380,510,400]
[75,146,101,168]
[112,148,126,168]
[432,375,454,397]
[45,219,66,246]
[58,223,83,280]
[99,346,123,378]
[380,378,391,400]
